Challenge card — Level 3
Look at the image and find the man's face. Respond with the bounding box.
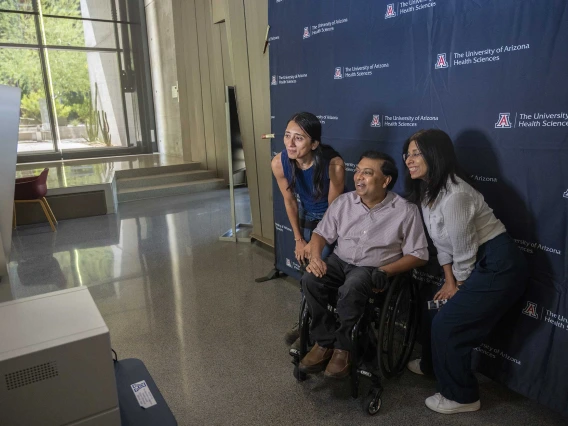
[354,157,391,199]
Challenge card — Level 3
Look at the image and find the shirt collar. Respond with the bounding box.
[353,191,395,209]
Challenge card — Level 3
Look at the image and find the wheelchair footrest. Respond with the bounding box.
[357,369,374,378]
[289,347,300,358]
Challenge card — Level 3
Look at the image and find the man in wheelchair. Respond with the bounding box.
[299,151,428,378]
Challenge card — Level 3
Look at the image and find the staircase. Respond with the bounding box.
[115,162,225,203]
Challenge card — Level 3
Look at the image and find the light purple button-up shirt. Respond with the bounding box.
[314,191,429,267]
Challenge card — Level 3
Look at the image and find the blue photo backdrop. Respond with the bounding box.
[269,0,568,416]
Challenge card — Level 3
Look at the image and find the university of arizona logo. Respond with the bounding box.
[285,258,292,267]
[370,115,381,127]
[334,67,343,79]
[522,301,539,319]
[435,53,448,69]
[303,27,310,39]
[495,113,512,128]
[385,3,396,18]
[271,75,277,86]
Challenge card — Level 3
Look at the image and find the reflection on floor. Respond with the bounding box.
[16,153,188,189]
[8,189,566,426]
[17,138,108,153]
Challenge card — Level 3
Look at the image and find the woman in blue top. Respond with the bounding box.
[271,112,345,264]
[271,112,345,347]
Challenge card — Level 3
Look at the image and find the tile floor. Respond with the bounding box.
[8,188,566,426]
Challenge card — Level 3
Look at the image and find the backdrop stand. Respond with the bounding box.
[255,267,284,283]
[219,86,252,243]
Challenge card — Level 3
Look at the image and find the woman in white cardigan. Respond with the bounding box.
[402,129,527,414]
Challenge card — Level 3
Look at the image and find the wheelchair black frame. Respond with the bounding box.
[290,272,419,413]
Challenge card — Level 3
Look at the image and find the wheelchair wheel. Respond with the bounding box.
[293,365,307,382]
[377,274,419,378]
[363,388,382,415]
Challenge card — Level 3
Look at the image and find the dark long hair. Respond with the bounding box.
[403,129,473,205]
[286,112,340,200]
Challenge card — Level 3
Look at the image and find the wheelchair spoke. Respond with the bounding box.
[378,273,420,378]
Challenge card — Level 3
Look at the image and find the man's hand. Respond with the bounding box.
[371,268,389,292]
[306,257,327,278]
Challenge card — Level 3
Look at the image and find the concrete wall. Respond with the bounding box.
[170,0,273,244]
[145,0,184,158]
[143,0,274,244]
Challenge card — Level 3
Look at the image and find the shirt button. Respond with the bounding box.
[363,231,366,234]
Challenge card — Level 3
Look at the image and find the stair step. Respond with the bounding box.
[117,170,217,190]
[117,178,225,203]
[114,162,202,179]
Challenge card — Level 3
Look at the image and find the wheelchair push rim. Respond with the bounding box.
[377,273,419,378]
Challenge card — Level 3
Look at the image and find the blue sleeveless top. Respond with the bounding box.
[281,149,331,221]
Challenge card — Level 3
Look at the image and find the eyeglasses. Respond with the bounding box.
[403,152,422,161]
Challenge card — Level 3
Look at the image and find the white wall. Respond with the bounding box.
[0,85,21,302]
[145,0,184,158]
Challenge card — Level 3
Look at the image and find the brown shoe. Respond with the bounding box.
[298,343,334,374]
[324,349,351,379]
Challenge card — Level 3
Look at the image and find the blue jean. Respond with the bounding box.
[431,233,528,403]
[302,226,333,260]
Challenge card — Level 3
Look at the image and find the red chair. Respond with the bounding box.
[13,168,57,232]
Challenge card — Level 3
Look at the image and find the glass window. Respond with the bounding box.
[43,17,121,49]
[0,11,37,44]
[0,0,154,159]
[0,0,34,12]
[0,47,55,152]
[49,50,129,149]
[42,0,119,22]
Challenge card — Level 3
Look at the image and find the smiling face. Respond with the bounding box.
[354,157,392,200]
[283,120,318,161]
[405,140,428,180]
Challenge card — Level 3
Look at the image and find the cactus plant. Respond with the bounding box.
[83,82,112,146]
[83,84,99,142]
[98,110,112,146]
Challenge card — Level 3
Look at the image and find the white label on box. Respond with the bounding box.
[131,380,157,409]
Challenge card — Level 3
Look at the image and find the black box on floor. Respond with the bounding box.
[114,358,177,426]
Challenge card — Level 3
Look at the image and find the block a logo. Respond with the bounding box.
[303,27,310,39]
[564,189,568,199]
[435,53,448,69]
[271,75,277,86]
[495,113,512,128]
[334,67,343,79]
[370,115,381,127]
[522,301,539,319]
[385,3,396,19]
[285,258,292,267]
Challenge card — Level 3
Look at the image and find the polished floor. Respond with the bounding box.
[9,189,566,426]
[15,153,188,189]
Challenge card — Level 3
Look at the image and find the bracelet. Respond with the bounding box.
[294,237,304,242]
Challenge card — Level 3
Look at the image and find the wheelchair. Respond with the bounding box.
[289,272,419,415]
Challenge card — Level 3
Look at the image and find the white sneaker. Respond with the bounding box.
[407,358,424,375]
[425,393,480,414]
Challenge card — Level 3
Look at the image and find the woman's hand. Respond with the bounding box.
[295,239,308,264]
[434,275,459,300]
